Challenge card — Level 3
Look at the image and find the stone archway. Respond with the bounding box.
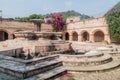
[94,31,104,42]
[65,32,69,40]
[12,34,16,39]
[15,30,24,32]
[81,31,89,41]
[0,31,8,41]
[72,31,78,41]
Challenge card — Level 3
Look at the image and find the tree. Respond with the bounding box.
[29,14,44,19]
[15,14,44,21]
[106,2,120,38]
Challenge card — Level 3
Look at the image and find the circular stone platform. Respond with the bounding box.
[59,50,120,71]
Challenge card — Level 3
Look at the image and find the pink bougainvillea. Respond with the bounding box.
[50,13,65,31]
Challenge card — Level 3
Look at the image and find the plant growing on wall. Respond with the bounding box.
[106,2,120,38]
[106,10,120,38]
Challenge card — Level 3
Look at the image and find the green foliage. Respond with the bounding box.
[61,10,90,20]
[15,17,30,21]
[29,14,44,19]
[14,10,91,21]
[15,14,44,21]
[114,2,120,10]
[106,2,120,38]
[44,10,91,21]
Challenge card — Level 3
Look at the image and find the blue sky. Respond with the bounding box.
[0,0,120,18]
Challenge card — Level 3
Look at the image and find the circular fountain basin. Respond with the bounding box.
[85,50,101,55]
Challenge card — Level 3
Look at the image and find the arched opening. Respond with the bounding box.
[72,32,78,41]
[0,31,8,41]
[13,34,16,39]
[82,32,89,41]
[15,30,23,32]
[65,32,69,40]
[94,31,104,42]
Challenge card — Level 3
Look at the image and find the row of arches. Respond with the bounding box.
[65,30,104,42]
[0,29,105,43]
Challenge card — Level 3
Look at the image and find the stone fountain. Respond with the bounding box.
[13,31,70,59]
[0,19,69,80]
[10,19,70,59]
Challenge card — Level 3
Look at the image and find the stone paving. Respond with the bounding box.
[0,41,120,80]
[68,66,120,80]
[55,47,120,80]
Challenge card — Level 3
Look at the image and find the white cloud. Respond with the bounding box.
[65,1,73,7]
[42,5,50,12]
[43,7,49,12]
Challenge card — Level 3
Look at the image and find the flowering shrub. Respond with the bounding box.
[50,13,65,31]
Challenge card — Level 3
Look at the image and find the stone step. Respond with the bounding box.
[0,60,62,79]
[62,54,111,62]
[108,51,120,55]
[1,54,59,66]
[24,67,67,80]
[59,52,104,59]
[64,60,120,71]
[61,54,112,66]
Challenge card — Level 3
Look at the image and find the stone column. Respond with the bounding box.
[38,23,41,31]
[62,33,65,40]
[69,35,73,41]
[104,34,111,44]
[34,23,37,31]
[8,34,13,39]
[34,22,41,32]
[30,19,42,32]
[0,32,2,41]
[78,35,82,42]
[89,34,94,42]
[2,32,4,40]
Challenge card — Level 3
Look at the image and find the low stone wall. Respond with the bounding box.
[62,58,112,67]
[70,42,109,51]
[59,54,112,67]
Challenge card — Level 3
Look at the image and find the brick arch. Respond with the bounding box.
[14,30,24,32]
[92,29,105,35]
[80,30,89,35]
[64,32,70,40]
[80,30,90,41]
[0,29,10,41]
[92,29,105,42]
[0,29,11,34]
[72,31,78,41]
[0,29,14,41]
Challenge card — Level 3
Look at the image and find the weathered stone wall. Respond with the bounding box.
[41,24,53,32]
[0,19,35,39]
[0,19,53,40]
[0,19,35,32]
[64,17,111,43]
[0,17,119,43]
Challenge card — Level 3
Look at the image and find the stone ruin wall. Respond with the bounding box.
[0,17,120,44]
[64,17,120,43]
[0,19,53,40]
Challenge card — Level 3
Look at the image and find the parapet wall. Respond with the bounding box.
[67,17,107,30]
[0,19,35,32]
